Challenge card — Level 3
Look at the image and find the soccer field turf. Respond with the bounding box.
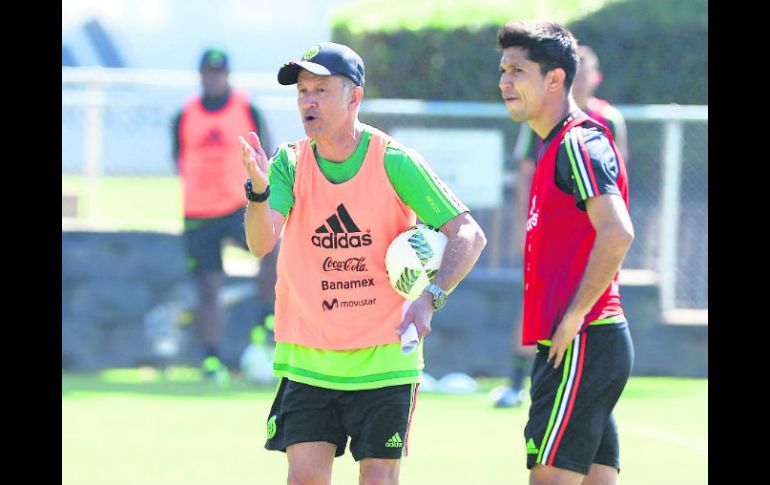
[62,371,707,485]
[62,176,182,232]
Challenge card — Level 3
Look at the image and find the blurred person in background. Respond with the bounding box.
[171,48,277,384]
[240,41,486,485]
[494,43,630,408]
[498,20,634,485]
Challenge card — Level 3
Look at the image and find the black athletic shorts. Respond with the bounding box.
[183,207,248,273]
[524,321,633,475]
[265,378,419,461]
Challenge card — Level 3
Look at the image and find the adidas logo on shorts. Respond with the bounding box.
[385,432,403,448]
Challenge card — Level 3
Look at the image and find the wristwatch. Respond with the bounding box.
[245,179,270,203]
[424,284,448,312]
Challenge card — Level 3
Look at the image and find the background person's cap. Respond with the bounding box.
[199,49,229,70]
[277,42,365,87]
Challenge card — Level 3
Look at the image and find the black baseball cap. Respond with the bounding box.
[277,42,365,87]
[199,48,229,70]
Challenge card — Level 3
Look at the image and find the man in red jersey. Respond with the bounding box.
[494,43,630,409]
[172,48,276,383]
[498,21,635,485]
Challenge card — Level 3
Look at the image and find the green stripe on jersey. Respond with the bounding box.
[564,129,588,200]
[589,314,626,325]
[272,341,424,391]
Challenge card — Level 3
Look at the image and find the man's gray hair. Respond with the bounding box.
[340,76,361,113]
[341,76,357,99]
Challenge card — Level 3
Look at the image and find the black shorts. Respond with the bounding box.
[183,207,248,273]
[265,378,419,461]
[524,322,633,475]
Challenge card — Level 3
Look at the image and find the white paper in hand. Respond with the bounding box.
[401,322,419,354]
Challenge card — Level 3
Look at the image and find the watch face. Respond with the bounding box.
[434,300,446,311]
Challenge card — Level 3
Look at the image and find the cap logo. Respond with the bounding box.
[303,45,321,60]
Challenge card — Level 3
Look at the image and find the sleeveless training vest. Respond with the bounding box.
[179,89,255,217]
[273,126,417,350]
[522,115,629,345]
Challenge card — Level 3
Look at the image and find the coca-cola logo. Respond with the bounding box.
[322,257,368,272]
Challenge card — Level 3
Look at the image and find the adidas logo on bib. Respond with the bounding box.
[311,204,372,249]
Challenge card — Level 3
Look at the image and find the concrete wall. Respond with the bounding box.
[436,270,708,378]
[62,231,707,377]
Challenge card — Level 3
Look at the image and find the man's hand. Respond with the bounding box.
[547,313,583,369]
[239,131,270,192]
[396,293,434,339]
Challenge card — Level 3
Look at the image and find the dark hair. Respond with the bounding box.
[497,20,579,91]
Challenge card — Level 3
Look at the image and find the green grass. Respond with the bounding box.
[62,176,182,232]
[62,370,707,485]
[61,176,262,269]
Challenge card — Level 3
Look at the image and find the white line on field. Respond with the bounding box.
[624,424,708,456]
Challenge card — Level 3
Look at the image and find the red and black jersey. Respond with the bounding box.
[521,114,629,345]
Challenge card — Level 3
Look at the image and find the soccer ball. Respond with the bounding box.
[385,224,447,300]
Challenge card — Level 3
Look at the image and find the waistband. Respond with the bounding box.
[536,314,627,347]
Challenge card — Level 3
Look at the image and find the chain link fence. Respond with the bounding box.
[62,68,707,310]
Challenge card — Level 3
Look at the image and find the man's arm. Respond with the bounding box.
[244,199,285,257]
[381,145,485,338]
[240,132,285,256]
[433,212,488,293]
[547,193,634,368]
[397,211,487,338]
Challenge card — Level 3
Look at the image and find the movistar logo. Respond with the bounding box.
[322,299,338,311]
[385,432,403,448]
[311,204,372,249]
[303,45,321,60]
[322,297,376,311]
[526,438,539,454]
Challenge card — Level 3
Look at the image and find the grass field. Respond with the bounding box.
[62,176,182,232]
[62,370,707,485]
